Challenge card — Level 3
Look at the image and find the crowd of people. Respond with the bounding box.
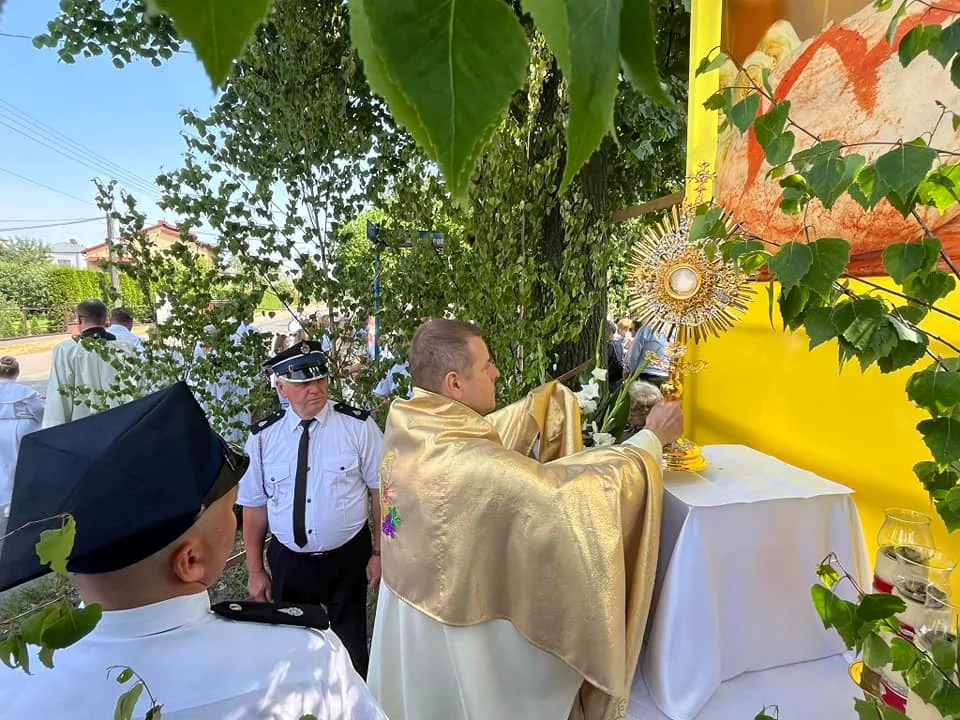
[0,305,683,719]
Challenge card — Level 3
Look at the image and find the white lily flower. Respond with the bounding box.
[578,397,597,415]
[591,367,608,382]
[592,431,615,446]
[580,381,600,401]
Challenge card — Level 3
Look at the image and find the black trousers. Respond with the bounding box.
[267,528,371,677]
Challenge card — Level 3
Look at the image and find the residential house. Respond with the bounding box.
[48,239,86,269]
[83,220,217,270]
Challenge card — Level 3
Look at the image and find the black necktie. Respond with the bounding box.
[293,418,314,548]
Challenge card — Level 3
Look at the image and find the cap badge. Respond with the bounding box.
[300,342,310,355]
[278,606,304,617]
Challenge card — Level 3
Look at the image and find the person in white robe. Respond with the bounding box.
[0,356,43,516]
[42,300,136,428]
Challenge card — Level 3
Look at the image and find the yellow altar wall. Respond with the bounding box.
[685,291,960,562]
[683,0,960,561]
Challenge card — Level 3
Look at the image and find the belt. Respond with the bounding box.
[278,527,367,557]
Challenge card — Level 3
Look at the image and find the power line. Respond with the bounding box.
[0,101,162,199]
[0,217,96,223]
[0,166,98,207]
[0,217,101,232]
[0,31,194,55]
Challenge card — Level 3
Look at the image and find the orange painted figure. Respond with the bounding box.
[716,0,960,276]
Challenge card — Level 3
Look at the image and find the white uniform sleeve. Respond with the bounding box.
[624,428,664,470]
[359,417,384,490]
[237,432,268,507]
[41,346,71,428]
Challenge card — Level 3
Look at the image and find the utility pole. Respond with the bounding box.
[105,211,120,307]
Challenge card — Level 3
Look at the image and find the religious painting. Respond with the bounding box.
[714,0,960,276]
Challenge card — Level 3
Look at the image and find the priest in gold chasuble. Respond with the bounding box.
[368,319,680,720]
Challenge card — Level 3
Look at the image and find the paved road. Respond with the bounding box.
[4,312,296,395]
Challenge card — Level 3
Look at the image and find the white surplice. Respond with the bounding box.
[42,333,136,428]
[0,380,43,508]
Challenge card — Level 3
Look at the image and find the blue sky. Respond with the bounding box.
[0,0,216,248]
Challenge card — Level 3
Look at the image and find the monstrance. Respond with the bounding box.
[627,194,753,472]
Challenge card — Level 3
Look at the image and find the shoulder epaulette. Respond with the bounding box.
[250,410,284,435]
[334,402,370,422]
[211,600,330,630]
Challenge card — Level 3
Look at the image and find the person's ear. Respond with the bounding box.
[170,538,208,585]
[441,370,461,398]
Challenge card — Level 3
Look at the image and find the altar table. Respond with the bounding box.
[635,445,871,720]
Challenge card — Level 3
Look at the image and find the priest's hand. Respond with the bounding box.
[644,401,684,445]
[248,568,273,602]
[367,555,382,588]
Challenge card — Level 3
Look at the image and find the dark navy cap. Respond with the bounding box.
[265,340,329,383]
[0,382,249,590]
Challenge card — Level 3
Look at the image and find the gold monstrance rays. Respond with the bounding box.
[627,205,754,346]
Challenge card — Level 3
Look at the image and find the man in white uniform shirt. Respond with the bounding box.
[0,382,386,719]
[0,356,43,522]
[239,340,384,677]
[43,299,136,427]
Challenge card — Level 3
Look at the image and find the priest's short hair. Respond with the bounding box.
[409,319,483,393]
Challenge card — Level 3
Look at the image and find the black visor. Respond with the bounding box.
[278,365,329,383]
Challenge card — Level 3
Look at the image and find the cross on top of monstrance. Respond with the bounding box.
[627,164,754,472]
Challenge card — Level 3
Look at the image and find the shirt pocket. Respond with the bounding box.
[263,463,291,506]
[323,454,361,510]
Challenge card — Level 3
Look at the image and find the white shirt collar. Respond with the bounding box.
[89,591,211,640]
[284,400,331,433]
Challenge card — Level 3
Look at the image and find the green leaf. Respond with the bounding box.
[804,307,839,349]
[524,0,621,191]
[349,0,434,157]
[907,362,960,415]
[20,606,53,645]
[874,0,894,9]
[931,637,957,673]
[804,154,865,210]
[877,333,929,374]
[754,101,790,147]
[918,416,960,466]
[849,164,886,210]
[801,237,850,296]
[816,558,841,588]
[761,66,774,95]
[764,131,795,167]
[863,632,892,671]
[952,53,960,89]
[779,285,813,330]
[858,593,907,622]
[883,238,940,283]
[145,707,163,720]
[116,667,134,684]
[35,515,76,577]
[899,23,942,67]
[936,493,960,531]
[40,603,102,649]
[907,656,944,703]
[886,1,909,46]
[791,140,842,173]
[854,698,882,720]
[894,304,928,324]
[722,237,766,262]
[915,461,959,496]
[831,297,886,351]
[114,682,144,720]
[880,707,910,720]
[890,636,917,671]
[694,50,729,77]
[0,634,29,674]
[729,93,760,134]
[703,89,728,111]
[875,141,938,201]
[918,164,960,212]
[768,242,813,293]
[362,0,529,202]
[688,206,725,243]
[620,0,671,105]
[931,19,960,67]
[903,270,957,306]
[37,646,55,670]
[148,0,272,89]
